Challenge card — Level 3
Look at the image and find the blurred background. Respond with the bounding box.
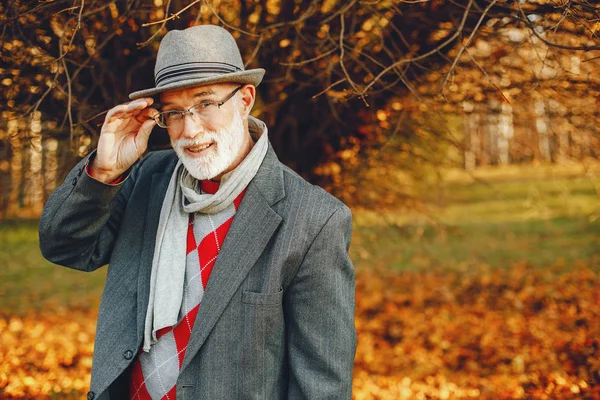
[1,0,599,398]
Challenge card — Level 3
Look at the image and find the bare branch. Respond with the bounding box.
[339,13,368,106]
[60,53,75,141]
[53,0,86,64]
[312,78,346,99]
[202,0,259,37]
[441,0,499,92]
[142,0,202,26]
[517,1,600,51]
[137,0,172,47]
[322,0,359,24]
[245,33,264,68]
[464,48,510,104]
[262,0,320,30]
[280,47,337,67]
[360,0,476,95]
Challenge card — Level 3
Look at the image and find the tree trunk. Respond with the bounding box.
[7,116,22,218]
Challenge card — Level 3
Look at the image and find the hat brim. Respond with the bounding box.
[128,68,265,100]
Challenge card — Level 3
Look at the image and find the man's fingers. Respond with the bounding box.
[125,98,154,113]
[135,107,159,123]
[104,104,129,122]
[136,118,157,148]
[105,98,155,124]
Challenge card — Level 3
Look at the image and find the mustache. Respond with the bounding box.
[171,108,243,150]
[172,132,219,148]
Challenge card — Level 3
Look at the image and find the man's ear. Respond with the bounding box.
[239,84,256,116]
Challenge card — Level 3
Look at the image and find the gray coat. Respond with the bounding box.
[39,145,356,400]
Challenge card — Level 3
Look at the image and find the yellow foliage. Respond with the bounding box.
[1,264,599,398]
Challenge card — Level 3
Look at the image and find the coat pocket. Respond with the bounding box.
[241,287,286,398]
[242,287,283,305]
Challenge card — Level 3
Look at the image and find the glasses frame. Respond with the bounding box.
[153,85,243,129]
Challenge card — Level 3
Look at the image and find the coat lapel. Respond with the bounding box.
[181,145,284,371]
[136,167,176,344]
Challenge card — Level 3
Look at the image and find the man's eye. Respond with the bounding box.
[165,111,182,121]
[198,101,213,108]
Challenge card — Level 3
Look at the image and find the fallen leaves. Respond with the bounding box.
[0,308,95,399]
[0,262,598,399]
[353,262,600,399]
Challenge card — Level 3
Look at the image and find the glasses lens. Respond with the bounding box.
[160,111,185,128]
[191,101,216,117]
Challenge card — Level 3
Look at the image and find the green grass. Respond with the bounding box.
[351,163,600,272]
[0,220,106,315]
[352,217,599,272]
[0,163,599,314]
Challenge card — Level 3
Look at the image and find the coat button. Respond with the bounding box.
[71,177,77,186]
[87,391,95,400]
[124,350,134,360]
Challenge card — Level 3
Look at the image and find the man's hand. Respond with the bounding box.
[89,98,158,183]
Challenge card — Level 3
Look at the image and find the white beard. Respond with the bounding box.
[171,107,245,180]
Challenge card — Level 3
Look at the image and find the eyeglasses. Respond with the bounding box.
[152,85,243,129]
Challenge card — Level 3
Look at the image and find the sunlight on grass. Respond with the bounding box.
[351,163,600,272]
[0,221,106,315]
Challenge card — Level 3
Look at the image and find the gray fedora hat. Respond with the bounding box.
[129,25,265,100]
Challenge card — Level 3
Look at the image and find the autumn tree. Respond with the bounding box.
[1,0,599,211]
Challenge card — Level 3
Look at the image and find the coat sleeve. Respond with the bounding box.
[284,205,356,399]
[38,152,136,272]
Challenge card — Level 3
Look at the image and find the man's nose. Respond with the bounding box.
[180,113,203,139]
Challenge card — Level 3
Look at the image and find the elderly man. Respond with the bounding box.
[39,25,355,400]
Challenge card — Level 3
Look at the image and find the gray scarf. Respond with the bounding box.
[143,117,269,352]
